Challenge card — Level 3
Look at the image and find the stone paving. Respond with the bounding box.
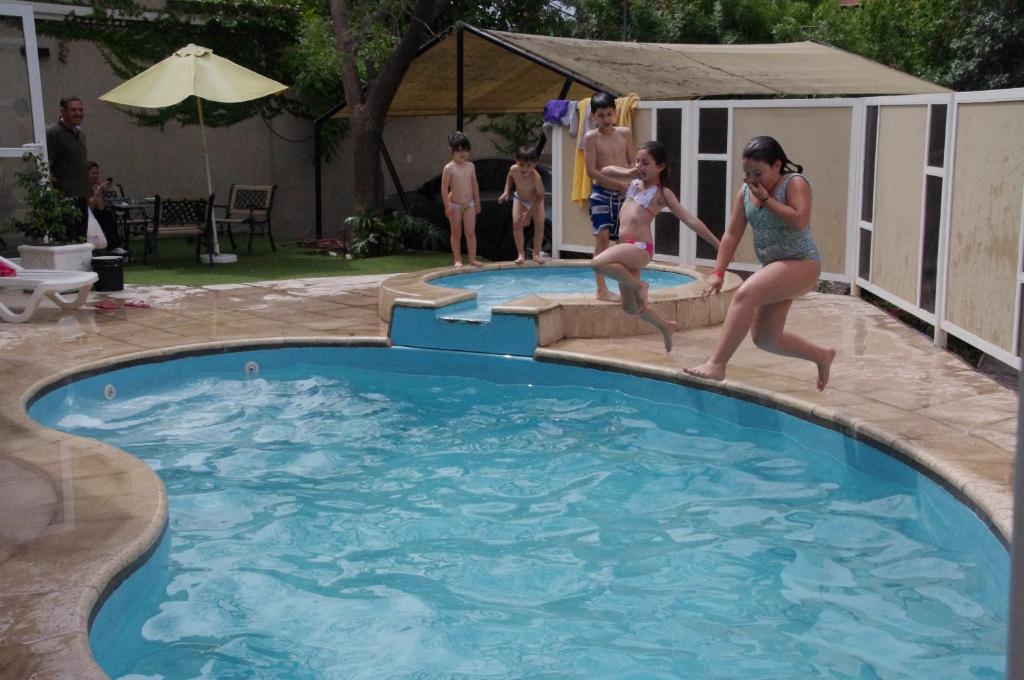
[0,273,1017,678]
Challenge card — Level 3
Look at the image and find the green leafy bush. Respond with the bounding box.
[6,153,81,244]
[345,208,445,258]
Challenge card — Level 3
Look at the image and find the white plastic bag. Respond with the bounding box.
[86,207,107,250]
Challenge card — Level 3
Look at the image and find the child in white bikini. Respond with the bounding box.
[441,131,482,267]
[592,140,720,351]
[498,145,546,264]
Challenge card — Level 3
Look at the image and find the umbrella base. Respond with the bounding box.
[203,252,238,264]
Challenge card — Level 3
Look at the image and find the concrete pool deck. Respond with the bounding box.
[0,271,1017,677]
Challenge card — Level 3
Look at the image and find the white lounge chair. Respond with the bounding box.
[0,255,98,323]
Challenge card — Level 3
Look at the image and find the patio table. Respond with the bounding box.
[108,197,155,260]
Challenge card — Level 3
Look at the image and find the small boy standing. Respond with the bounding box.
[441,131,482,267]
[583,92,634,301]
[498,146,546,264]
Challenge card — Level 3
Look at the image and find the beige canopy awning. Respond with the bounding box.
[331,24,948,119]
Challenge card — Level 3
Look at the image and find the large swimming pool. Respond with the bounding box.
[30,347,1008,679]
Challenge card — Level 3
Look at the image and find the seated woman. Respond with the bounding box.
[592,141,720,352]
[88,161,127,256]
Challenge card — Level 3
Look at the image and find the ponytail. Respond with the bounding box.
[742,136,802,175]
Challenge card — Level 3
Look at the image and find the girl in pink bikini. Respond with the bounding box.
[592,141,720,352]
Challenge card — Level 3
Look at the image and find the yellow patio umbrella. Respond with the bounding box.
[99,44,288,262]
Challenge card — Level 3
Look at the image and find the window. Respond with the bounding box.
[858,228,872,280]
[698,108,727,154]
[919,175,943,312]
[858,105,879,282]
[654,109,682,257]
[656,109,682,196]
[696,108,729,261]
[697,160,727,260]
[927,104,946,168]
[919,102,948,312]
[1018,284,1024,358]
[654,212,679,257]
[861,106,878,223]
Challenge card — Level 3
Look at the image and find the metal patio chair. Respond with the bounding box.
[217,184,277,254]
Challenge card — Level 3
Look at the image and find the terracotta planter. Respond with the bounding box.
[18,243,95,271]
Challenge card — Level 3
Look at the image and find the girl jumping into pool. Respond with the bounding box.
[593,141,720,352]
[685,136,836,390]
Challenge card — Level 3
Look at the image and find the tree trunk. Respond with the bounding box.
[349,109,384,213]
[330,0,449,213]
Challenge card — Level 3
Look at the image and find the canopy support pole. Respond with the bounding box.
[314,123,323,238]
[456,25,464,132]
[380,135,410,213]
[312,94,348,239]
[534,77,575,157]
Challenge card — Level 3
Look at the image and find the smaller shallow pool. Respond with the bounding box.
[432,267,694,321]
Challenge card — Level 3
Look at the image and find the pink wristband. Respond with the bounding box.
[712,269,725,278]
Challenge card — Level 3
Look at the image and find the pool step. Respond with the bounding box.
[390,305,537,356]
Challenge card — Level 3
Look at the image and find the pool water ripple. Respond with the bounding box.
[32,349,1006,679]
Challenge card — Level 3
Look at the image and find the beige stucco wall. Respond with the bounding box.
[20,36,308,236]
[380,115,504,197]
[870,105,927,305]
[559,108,652,252]
[945,101,1024,352]
[731,107,851,275]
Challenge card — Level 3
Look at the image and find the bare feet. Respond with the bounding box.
[454,261,464,268]
[596,289,621,302]
[469,260,482,267]
[515,255,525,264]
[660,319,681,353]
[816,348,837,391]
[533,255,544,265]
[684,360,727,382]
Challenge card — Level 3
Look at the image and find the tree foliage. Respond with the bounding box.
[327,0,449,210]
[942,0,1024,90]
[567,0,819,44]
[35,1,312,128]
[809,0,963,86]
[561,0,1022,90]
[28,0,1023,216]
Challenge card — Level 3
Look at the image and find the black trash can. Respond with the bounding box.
[92,255,124,292]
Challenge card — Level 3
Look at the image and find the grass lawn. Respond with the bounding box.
[123,238,456,287]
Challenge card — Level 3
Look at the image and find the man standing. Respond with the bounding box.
[46,96,90,242]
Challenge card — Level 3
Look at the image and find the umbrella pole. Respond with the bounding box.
[196,98,236,263]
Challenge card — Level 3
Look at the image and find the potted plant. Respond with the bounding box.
[6,152,94,271]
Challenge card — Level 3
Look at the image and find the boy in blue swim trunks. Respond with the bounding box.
[583,92,634,301]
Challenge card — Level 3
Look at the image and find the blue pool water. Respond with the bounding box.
[31,348,1008,679]
[432,267,694,321]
